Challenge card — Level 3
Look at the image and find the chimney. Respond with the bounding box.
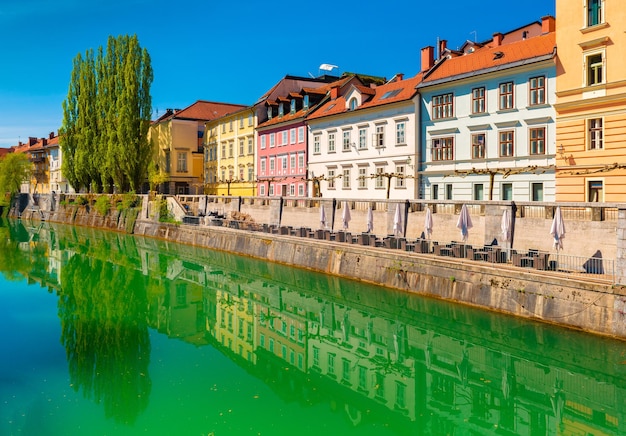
[330,85,339,100]
[49,132,55,139]
[542,15,555,34]
[493,32,503,47]
[394,73,404,82]
[439,39,447,58]
[29,137,37,146]
[421,46,435,72]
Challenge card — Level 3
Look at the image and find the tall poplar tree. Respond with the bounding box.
[60,35,153,193]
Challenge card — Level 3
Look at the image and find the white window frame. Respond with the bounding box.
[342,168,351,189]
[328,132,336,153]
[314,134,321,154]
[396,121,406,145]
[584,49,605,87]
[290,128,296,144]
[358,128,367,149]
[298,127,304,143]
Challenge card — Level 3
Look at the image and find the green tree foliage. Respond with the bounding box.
[60,35,153,193]
[0,152,33,202]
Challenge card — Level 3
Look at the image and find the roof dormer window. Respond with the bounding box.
[267,106,272,120]
[279,103,284,117]
[290,99,296,114]
[349,97,358,110]
[303,95,309,110]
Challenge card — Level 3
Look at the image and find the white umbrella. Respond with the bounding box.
[424,206,433,239]
[550,206,565,251]
[393,203,403,236]
[456,204,473,242]
[501,209,511,243]
[319,204,326,229]
[342,201,351,230]
[366,206,374,233]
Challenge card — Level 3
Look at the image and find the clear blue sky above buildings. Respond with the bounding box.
[0,0,555,148]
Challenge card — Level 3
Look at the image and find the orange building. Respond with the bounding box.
[555,0,626,201]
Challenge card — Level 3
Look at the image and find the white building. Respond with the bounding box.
[417,16,557,202]
[306,74,421,200]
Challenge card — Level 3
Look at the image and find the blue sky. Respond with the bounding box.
[0,0,555,148]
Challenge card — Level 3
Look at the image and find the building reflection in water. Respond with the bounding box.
[4,219,626,435]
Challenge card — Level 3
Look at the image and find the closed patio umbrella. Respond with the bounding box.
[501,209,511,243]
[393,204,403,236]
[366,206,374,233]
[456,204,473,242]
[319,204,326,229]
[550,206,565,250]
[342,201,351,230]
[424,206,433,239]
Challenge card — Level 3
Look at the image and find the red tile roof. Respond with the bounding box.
[0,148,12,159]
[307,74,422,121]
[155,100,247,123]
[421,32,556,85]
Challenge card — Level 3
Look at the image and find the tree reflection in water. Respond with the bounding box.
[58,250,151,425]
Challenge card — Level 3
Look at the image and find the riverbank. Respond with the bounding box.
[13,193,626,340]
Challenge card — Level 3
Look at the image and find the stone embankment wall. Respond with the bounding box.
[12,193,626,340]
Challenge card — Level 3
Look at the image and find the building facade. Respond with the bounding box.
[555,0,626,202]
[418,16,557,202]
[307,74,419,200]
[204,107,257,196]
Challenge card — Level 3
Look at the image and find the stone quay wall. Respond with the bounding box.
[12,193,626,340]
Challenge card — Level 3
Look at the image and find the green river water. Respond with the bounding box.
[1,218,625,435]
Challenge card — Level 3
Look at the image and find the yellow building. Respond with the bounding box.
[555,1,626,202]
[149,101,246,195]
[204,107,257,196]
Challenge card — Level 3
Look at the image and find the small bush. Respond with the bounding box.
[94,196,111,216]
[74,195,88,206]
[116,191,138,211]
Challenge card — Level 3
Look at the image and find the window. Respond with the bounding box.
[342,168,351,189]
[269,184,274,196]
[248,168,253,181]
[375,125,385,148]
[349,97,358,110]
[358,128,367,149]
[281,131,288,145]
[432,93,454,119]
[499,131,514,157]
[269,133,275,148]
[267,106,272,120]
[587,0,603,27]
[290,184,295,196]
[529,127,546,155]
[375,373,385,398]
[343,131,351,151]
[303,95,309,109]
[248,114,253,126]
[228,141,233,157]
[260,158,266,172]
[445,184,452,200]
[432,137,454,161]
[502,183,513,200]
[290,154,295,169]
[358,167,367,189]
[471,133,485,159]
[298,127,304,143]
[221,142,226,158]
[588,118,603,149]
[586,52,604,86]
[314,135,321,154]
[298,153,304,168]
[248,138,253,154]
[471,87,486,114]
[312,346,319,367]
[328,169,335,189]
[222,123,226,133]
[278,103,284,117]
[396,122,406,145]
[532,183,543,201]
[499,82,514,110]
[239,139,244,156]
[229,120,233,131]
[395,382,406,409]
[395,165,405,188]
[282,155,288,170]
[375,167,385,189]
[177,152,187,172]
[342,359,351,383]
[432,185,439,200]
[474,184,484,200]
[290,99,296,114]
[358,366,367,390]
[588,180,603,202]
[328,354,335,376]
[529,76,546,106]
[260,185,265,196]
[290,128,296,144]
[239,117,244,128]
[269,157,275,171]
[261,135,266,149]
[328,133,336,152]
